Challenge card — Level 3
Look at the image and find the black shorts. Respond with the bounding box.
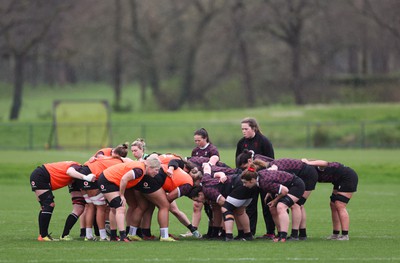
[298,165,318,191]
[287,176,305,199]
[30,166,51,191]
[333,167,358,192]
[134,174,164,194]
[224,185,257,209]
[67,180,82,193]
[75,166,99,190]
[98,173,119,193]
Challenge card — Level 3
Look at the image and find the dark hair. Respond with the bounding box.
[185,160,198,171]
[187,186,203,199]
[236,149,254,168]
[113,142,129,157]
[194,128,210,143]
[240,163,258,181]
[241,117,261,134]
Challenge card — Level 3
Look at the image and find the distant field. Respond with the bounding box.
[2,83,400,150]
[0,149,399,262]
[1,82,400,123]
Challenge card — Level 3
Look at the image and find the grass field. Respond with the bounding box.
[0,149,399,262]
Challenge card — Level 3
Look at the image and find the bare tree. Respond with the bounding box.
[260,0,320,105]
[113,0,123,110]
[350,0,400,74]
[128,0,163,106]
[0,0,70,120]
[230,0,255,106]
[176,0,225,108]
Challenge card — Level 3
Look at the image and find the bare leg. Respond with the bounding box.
[170,200,191,227]
[125,188,138,227]
[335,192,353,232]
[192,201,203,228]
[234,207,250,234]
[142,188,172,240]
[330,201,341,232]
[291,203,301,230]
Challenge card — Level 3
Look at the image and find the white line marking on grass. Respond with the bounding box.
[287,258,319,261]
[321,259,400,262]
[0,257,397,263]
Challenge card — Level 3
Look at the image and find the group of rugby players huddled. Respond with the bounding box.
[31,117,358,242]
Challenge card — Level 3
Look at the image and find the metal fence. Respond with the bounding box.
[1,120,399,150]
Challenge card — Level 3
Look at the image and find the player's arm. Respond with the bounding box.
[66,167,95,182]
[267,185,288,207]
[301,158,328,167]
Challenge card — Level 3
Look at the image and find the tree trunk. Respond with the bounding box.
[9,53,25,120]
[291,43,304,105]
[113,0,123,110]
[348,45,359,74]
[232,0,254,106]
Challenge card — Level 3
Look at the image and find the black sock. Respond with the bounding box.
[342,230,348,236]
[333,230,340,235]
[280,232,288,239]
[142,228,151,237]
[125,226,130,234]
[237,229,244,238]
[206,225,213,236]
[80,228,86,237]
[136,228,143,237]
[62,213,78,237]
[220,229,226,238]
[39,211,52,237]
[226,233,233,239]
[111,230,117,239]
[119,230,126,240]
[93,217,100,236]
[244,232,252,238]
[299,228,307,237]
[291,229,299,238]
[211,227,220,237]
[187,224,197,232]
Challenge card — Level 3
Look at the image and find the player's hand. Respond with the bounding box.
[268,164,278,171]
[167,167,174,177]
[267,199,277,207]
[219,174,227,183]
[264,193,272,204]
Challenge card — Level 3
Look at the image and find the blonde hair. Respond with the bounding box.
[131,138,146,150]
[145,154,161,168]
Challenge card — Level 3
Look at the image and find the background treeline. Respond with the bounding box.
[1,0,400,120]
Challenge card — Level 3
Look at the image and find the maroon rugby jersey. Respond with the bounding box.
[201,173,242,202]
[270,158,305,175]
[316,162,347,183]
[257,169,295,194]
[191,143,219,158]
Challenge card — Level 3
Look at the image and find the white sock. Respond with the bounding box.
[160,228,169,238]
[86,228,93,238]
[99,229,107,239]
[129,226,138,236]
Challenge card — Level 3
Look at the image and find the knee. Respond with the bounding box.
[193,202,203,211]
[276,203,288,213]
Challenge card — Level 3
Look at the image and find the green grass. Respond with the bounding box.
[0,149,399,262]
[1,82,400,150]
[1,82,400,123]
